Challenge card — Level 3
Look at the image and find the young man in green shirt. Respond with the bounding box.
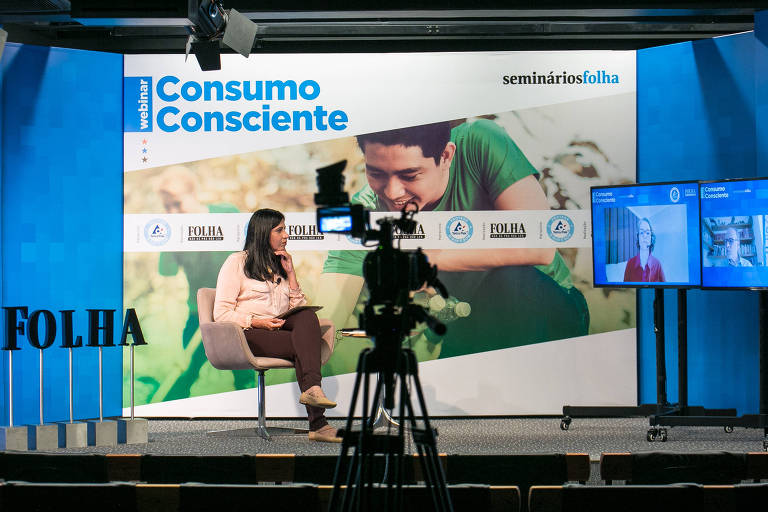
[318,120,589,369]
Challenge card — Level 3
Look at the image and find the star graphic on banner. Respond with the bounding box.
[142,148,147,153]
[142,139,148,145]
[142,157,148,163]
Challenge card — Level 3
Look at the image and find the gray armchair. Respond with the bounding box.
[196,287,335,440]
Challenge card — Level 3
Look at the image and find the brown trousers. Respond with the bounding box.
[243,309,327,431]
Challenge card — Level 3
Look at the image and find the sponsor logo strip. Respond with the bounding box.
[125,210,591,252]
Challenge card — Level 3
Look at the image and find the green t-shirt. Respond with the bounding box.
[323,119,573,289]
[158,202,240,310]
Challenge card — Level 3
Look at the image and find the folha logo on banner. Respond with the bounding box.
[489,222,527,239]
[393,223,426,240]
[287,223,324,241]
[187,225,224,241]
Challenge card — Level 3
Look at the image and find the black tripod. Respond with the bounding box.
[328,328,453,512]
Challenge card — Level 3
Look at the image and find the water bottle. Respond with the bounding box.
[420,296,470,348]
[412,291,471,323]
[432,297,471,323]
[412,291,432,309]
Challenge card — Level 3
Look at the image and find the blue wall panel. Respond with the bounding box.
[637,32,760,413]
[757,12,768,177]
[0,43,123,425]
[0,35,3,427]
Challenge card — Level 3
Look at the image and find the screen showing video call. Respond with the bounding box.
[700,178,768,289]
[591,182,701,288]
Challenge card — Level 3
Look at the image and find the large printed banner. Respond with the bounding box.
[123,51,637,417]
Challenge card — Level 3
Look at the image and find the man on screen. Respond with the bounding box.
[316,120,589,367]
[723,227,752,267]
[623,218,666,282]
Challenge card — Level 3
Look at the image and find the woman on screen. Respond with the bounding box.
[214,208,341,443]
[623,218,666,282]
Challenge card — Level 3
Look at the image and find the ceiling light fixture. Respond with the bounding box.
[186,0,258,71]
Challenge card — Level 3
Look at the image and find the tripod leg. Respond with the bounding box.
[402,349,454,512]
[349,368,372,512]
[333,345,454,512]
[402,383,445,511]
[331,348,370,512]
[395,368,410,512]
[356,354,379,512]
[362,372,386,512]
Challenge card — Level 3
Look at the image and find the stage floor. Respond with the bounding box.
[45,417,766,461]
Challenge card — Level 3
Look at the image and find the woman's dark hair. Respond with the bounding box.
[243,208,286,281]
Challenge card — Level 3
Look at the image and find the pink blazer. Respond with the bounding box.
[213,251,306,328]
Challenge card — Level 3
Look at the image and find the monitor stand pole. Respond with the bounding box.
[560,288,677,431]
[648,289,768,450]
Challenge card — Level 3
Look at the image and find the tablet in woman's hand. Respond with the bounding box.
[276,305,323,319]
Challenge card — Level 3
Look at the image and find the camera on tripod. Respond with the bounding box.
[316,160,454,512]
[314,160,447,346]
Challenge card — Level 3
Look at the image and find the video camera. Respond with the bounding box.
[319,160,454,511]
[314,160,448,377]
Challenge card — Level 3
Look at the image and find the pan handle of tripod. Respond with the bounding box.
[430,275,449,299]
[408,305,446,337]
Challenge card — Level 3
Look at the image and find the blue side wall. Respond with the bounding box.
[637,31,762,413]
[757,12,768,177]
[0,43,123,424]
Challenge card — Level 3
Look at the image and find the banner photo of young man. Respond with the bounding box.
[123,51,636,415]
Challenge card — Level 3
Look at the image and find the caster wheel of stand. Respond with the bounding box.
[647,429,656,442]
[560,418,571,431]
[724,426,734,434]
[763,440,768,452]
[658,429,668,442]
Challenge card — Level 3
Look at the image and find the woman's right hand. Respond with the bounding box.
[251,317,286,330]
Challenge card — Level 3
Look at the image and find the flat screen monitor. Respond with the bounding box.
[700,177,768,289]
[591,181,701,288]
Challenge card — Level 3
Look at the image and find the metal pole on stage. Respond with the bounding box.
[59,345,88,447]
[33,349,59,450]
[87,344,117,446]
[654,289,668,410]
[131,344,135,421]
[117,336,148,444]
[0,351,27,451]
[649,288,753,441]
[9,350,13,428]
[99,345,103,422]
[678,289,688,413]
[69,347,74,423]
[39,350,43,426]
[644,288,675,442]
[39,350,44,425]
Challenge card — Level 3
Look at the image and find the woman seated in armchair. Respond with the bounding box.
[213,208,340,443]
